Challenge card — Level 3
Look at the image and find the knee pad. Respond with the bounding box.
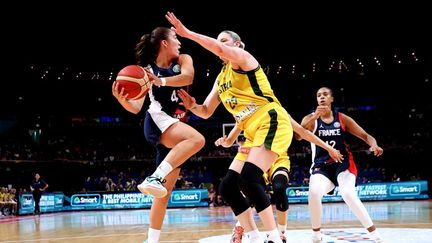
[219,170,250,215]
[240,162,271,213]
[272,174,289,211]
[238,176,251,200]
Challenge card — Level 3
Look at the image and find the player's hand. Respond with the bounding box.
[329,148,344,163]
[214,135,234,148]
[314,105,330,117]
[177,89,197,109]
[369,145,383,156]
[165,12,191,38]
[144,68,162,87]
[112,81,129,101]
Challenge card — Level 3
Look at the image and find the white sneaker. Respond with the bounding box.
[311,233,322,243]
[138,176,167,198]
[311,237,322,243]
[369,230,384,243]
[373,237,385,243]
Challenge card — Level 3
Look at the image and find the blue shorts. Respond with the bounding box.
[144,111,171,165]
[311,160,355,194]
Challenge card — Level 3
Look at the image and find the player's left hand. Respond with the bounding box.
[369,145,383,156]
[166,12,191,38]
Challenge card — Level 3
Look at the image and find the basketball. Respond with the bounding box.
[115,65,151,100]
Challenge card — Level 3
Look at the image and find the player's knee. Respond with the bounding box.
[219,170,250,215]
[339,186,356,199]
[272,174,289,211]
[272,174,288,194]
[240,162,271,213]
[219,170,240,199]
[191,133,206,150]
[238,176,251,198]
[308,185,325,200]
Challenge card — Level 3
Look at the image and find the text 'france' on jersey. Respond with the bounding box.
[312,111,351,165]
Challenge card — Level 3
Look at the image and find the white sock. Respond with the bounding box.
[267,228,282,243]
[152,161,173,179]
[235,221,242,227]
[147,228,161,243]
[278,223,287,235]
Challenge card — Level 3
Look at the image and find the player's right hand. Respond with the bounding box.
[214,135,234,148]
[315,105,330,117]
[112,81,129,101]
[177,89,197,109]
[329,148,344,163]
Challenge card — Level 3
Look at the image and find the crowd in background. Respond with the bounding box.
[0,52,430,214]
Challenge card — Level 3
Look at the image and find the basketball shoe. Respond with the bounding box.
[369,230,385,243]
[230,225,244,243]
[280,234,287,243]
[311,233,322,243]
[138,176,167,198]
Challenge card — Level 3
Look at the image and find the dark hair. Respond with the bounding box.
[135,27,172,66]
[318,86,333,96]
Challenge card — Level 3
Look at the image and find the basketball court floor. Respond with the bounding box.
[0,200,430,242]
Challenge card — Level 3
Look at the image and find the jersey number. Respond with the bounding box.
[171,90,179,102]
[326,140,336,148]
[226,96,238,109]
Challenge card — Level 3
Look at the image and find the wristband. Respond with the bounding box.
[161,77,167,86]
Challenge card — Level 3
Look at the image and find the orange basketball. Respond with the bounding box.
[115,65,151,100]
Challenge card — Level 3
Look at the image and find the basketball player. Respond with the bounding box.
[215,118,343,243]
[167,11,342,242]
[299,87,384,243]
[112,27,205,243]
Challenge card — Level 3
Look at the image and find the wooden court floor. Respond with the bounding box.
[0,200,431,242]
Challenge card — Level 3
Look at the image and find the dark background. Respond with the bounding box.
[0,1,430,191]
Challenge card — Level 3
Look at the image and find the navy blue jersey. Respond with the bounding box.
[311,111,357,175]
[148,62,187,120]
[31,179,47,191]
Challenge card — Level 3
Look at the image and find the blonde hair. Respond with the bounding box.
[222,30,245,49]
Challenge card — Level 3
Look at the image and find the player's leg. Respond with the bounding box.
[337,170,384,242]
[308,172,335,242]
[267,155,290,242]
[240,107,292,243]
[145,168,181,243]
[271,170,289,243]
[141,116,204,198]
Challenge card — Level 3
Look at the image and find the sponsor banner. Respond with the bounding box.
[18,192,64,215]
[287,180,428,203]
[18,189,208,215]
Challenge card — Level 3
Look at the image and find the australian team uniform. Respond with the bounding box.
[144,61,188,165]
[236,146,290,184]
[217,62,293,160]
[310,111,357,186]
